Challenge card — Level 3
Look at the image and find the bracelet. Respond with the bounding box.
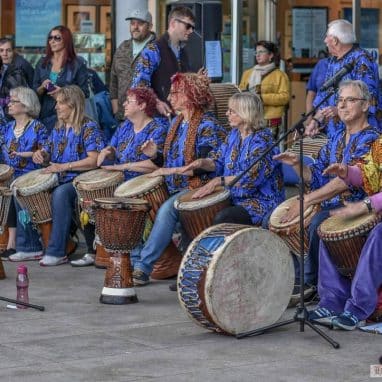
[312,117,322,127]
[68,162,72,171]
[220,176,225,187]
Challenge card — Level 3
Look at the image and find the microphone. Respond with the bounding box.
[320,62,354,91]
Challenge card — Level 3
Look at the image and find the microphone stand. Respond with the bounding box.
[232,87,340,349]
[0,296,45,311]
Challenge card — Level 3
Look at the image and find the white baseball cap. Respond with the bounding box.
[125,9,152,23]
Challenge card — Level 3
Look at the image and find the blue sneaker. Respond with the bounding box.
[308,307,337,326]
[133,269,150,286]
[332,311,363,331]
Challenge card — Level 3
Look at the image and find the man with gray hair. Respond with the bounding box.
[306,19,382,139]
[109,9,155,122]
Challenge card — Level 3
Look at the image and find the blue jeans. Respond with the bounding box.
[15,198,42,252]
[45,182,77,258]
[131,191,187,275]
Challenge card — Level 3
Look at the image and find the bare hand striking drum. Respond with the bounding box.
[114,174,182,280]
[94,197,150,305]
[178,223,294,335]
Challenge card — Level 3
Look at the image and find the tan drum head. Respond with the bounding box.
[178,224,294,335]
[114,174,164,197]
[175,186,230,211]
[11,169,58,196]
[73,169,124,190]
[269,196,315,229]
[0,164,13,178]
[319,212,380,236]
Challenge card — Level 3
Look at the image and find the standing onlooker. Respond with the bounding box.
[239,40,290,139]
[33,26,89,132]
[131,6,196,116]
[110,9,155,123]
[306,19,382,139]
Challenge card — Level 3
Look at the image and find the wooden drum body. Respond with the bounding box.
[94,197,149,305]
[174,187,231,239]
[269,196,319,255]
[178,223,294,335]
[318,213,381,278]
[115,174,182,280]
[0,164,14,187]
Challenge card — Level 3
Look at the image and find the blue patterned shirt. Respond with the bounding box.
[0,119,48,178]
[109,118,168,180]
[165,114,226,194]
[313,46,382,138]
[210,128,285,225]
[309,125,379,209]
[43,118,105,183]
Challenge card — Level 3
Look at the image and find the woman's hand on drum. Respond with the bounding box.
[181,159,203,174]
[148,167,177,177]
[273,152,299,166]
[330,201,368,219]
[141,139,158,158]
[97,147,114,167]
[322,163,348,178]
[42,162,67,173]
[192,178,218,199]
[32,149,47,164]
[304,119,320,138]
[101,163,128,171]
[279,198,301,223]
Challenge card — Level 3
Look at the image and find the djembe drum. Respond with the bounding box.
[73,169,125,268]
[114,174,182,279]
[0,187,12,279]
[269,196,319,255]
[0,164,14,255]
[11,169,59,249]
[317,212,381,278]
[94,197,150,304]
[178,223,294,335]
[174,186,231,239]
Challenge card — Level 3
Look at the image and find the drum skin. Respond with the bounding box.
[178,223,294,335]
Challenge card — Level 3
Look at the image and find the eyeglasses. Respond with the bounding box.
[8,100,22,105]
[337,97,366,105]
[255,50,269,55]
[48,35,62,42]
[174,18,195,31]
[227,108,237,115]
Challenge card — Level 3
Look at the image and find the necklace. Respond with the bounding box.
[14,119,32,139]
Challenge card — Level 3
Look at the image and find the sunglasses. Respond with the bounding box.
[48,35,62,42]
[174,18,195,31]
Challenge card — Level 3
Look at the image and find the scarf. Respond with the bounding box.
[248,62,276,93]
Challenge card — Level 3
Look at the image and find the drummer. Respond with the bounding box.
[181,92,284,226]
[306,141,382,330]
[71,86,168,267]
[0,87,48,261]
[30,85,105,266]
[130,71,226,286]
[273,80,379,302]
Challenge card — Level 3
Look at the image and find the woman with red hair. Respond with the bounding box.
[33,25,89,131]
[129,72,227,286]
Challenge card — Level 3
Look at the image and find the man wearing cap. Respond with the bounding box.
[109,9,155,122]
[131,6,196,116]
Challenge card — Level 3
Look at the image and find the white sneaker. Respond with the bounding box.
[9,251,43,262]
[39,255,68,266]
[70,253,95,267]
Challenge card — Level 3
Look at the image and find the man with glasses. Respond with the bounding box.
[110,9,155,122]
[306,19,382,139]
[131,6,196,117]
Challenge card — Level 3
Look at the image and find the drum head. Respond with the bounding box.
[11,169,58,196]
[175,186,230,210]
[178,224,294,335]
[319,212,380,237]
[269,196,315,229]
[73,169,124,189]
[94,196,150,211]
[0,164,13,178]
[114,174,164,197]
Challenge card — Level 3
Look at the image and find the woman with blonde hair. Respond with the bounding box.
[29,85,105,266]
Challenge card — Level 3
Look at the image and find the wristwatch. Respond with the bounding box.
[363,197,373,213]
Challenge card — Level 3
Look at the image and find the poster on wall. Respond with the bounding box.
[15,0,61,47]
[292,7,327,58]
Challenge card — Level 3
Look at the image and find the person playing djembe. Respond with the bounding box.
[29,85,105,266]
[130,71,226,286]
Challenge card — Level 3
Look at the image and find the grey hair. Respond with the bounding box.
[10,87,41,118]
[327,19,356,44]
[228,92,264,131]
[338,80,371,102]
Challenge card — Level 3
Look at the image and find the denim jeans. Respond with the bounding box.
[15,197,42,252]
[45,182,77,258]
[131,190,187,275]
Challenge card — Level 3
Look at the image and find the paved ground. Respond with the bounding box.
[0,239,381,382]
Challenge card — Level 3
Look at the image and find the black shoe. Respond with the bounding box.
[1,248,16,260]
[169,282,177,291]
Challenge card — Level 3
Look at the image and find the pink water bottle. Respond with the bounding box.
[16,264,29,309]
